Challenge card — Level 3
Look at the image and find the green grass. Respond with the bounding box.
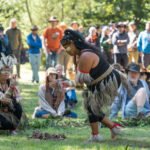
[0,64,150,150]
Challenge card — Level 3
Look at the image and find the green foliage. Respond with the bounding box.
[28,118,88,129]
[0,64,150,149]
[1,0,150,30]
[113,117,150,127]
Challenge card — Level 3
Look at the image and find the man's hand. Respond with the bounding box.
[10,74,18,86]
[49,80,57,88]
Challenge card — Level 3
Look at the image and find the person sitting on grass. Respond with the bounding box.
[0,53,22,132]
[110,63,150,119]
[56,64,78,109]
[33,67,77,119]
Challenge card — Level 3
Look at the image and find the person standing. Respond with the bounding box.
[100,26,113,63]
[112,22,129,69]
[128,22,139,63]
[43,16,63,69]
[70,21,80,31]
[137,22,150,70]
[27,25,42,83]
[86,26,100,48]
[0,24,11,55]
[57,22,70,75]
[6,18,22,78]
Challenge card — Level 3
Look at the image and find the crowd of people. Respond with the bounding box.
[0,16,150,142]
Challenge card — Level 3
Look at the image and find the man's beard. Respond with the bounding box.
[128,74,139,85]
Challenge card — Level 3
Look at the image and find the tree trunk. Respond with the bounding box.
[25,0,33,25]
[61,0,64,21]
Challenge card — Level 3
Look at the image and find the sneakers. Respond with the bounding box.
[110,123,123,139]
[10,130,18,135]
[87,134,104,142]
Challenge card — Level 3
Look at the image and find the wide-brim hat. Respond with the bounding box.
[48,16,59,22]
[129,21,136,26]
[46,67,58,75]
[116,22,125,28]
[71,21,79,26]
[31,25,38,31]
[127,63,140,73]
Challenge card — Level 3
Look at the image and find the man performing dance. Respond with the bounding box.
[61,29,127,142]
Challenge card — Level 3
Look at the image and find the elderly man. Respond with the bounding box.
[110,63,150,119]
[6,18,22,78]
[137,22,150,70]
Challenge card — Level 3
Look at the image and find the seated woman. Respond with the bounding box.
[33,67,77,118]
[56,64,78,108]
[0,53,22,130]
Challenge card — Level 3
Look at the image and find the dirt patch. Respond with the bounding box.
[29,130,66,140]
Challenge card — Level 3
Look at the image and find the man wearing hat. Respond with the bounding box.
[112,22,129,69]
[110,63,150,119]
[43,16,63,69]
[0,24,11,55]
[71,21,79,31]
[27,25,42,83]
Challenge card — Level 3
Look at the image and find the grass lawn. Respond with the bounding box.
[0,63,150,150]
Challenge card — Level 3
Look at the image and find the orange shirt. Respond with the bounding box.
[43,27,63,52]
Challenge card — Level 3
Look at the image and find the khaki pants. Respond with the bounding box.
[128,51,139,64]
[13,50,21,77]
[58,50,73,76]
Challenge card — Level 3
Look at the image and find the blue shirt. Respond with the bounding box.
[110,80,150,119]
[0,34,9,54]
[126,80,143,103]
[27,33,42,54]
[137,31,150,54]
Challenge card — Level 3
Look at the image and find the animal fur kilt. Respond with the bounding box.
[0,100,22,130]
[81,68,128,117]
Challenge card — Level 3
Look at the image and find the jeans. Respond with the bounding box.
[142,54,150,68]
[125,100,147,118]
[29,53,41,82]
[114,53,128,68]
[46,51,57,69]
[35,109,77,118]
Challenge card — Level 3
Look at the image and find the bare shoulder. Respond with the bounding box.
[78,51,99,71]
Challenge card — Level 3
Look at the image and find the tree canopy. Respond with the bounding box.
[0,0,150,32]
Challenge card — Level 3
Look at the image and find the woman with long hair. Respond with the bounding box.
[61,29,127,142]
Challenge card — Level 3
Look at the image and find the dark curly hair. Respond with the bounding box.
[61,29,101,53]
